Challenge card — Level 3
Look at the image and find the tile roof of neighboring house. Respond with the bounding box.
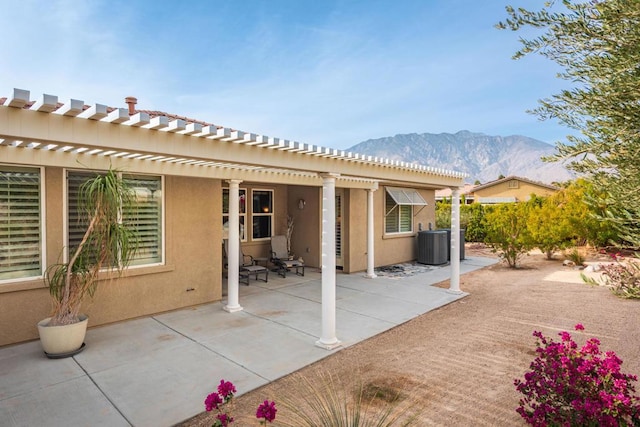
[435,183,476,198]
[469,175,558,192]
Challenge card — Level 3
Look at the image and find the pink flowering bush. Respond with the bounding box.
[514,324,640,426]
[204,379,276,426]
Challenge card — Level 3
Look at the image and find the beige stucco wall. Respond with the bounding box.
[0,170,222,347]
[344,186,436,273]
[287,186,321,268]
[472,180,557,201]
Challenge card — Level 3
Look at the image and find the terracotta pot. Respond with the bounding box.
[37,314,88,357]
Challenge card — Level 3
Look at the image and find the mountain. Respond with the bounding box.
[347,130,574,184]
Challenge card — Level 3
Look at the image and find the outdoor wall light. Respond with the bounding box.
[298,199,306,210]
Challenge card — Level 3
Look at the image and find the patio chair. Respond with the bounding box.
[270,235,305,278]
[223,239,268,285]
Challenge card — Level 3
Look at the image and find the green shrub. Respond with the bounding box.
[462,203,488,242]
[435,202,489,242]
[435,201,451,229]
[564,179,620,247]
[483,202,534,268]
[528,194,573,259]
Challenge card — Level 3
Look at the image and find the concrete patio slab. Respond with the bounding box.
[337,291,446,324]
[334,308,397,346]
[91,342,266,427]
[0,256,497,427]
[198,319,327,380]
[75,317,187,373]
[0,375,129,427]
[0,341,84,400]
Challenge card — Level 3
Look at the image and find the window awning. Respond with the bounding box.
[385,187,428,206]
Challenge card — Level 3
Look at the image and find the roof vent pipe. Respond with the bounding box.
[125,96,137,115]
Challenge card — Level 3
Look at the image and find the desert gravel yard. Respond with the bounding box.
[181,248,640,426]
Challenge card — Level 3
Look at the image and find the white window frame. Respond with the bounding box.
[0,164,45,283]
[65,169,164,269]
[384,187,427,235]
[222,187,247,242]
[251,188,273,241]
[124,174,164,267]
[385,192,413,235]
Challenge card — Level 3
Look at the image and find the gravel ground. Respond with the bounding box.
[179,247,640,426]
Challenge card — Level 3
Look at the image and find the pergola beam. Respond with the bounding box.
[3,88,29,108]
[78,104,108,120]
[53,99,84,116]
[31,94,58,113]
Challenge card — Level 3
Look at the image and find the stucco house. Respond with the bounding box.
[435,183,476,204]
[465,176,558,204]
[0,88,466,349]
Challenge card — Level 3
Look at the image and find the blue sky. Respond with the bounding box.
[0,0,570,149]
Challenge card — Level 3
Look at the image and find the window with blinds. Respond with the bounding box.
[67,171,162,267]
[124,175,162,265]
[67,171,98,259]
[385,191,413,234]
[0,166,42,280]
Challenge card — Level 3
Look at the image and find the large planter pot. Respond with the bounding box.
[37,315,88,358]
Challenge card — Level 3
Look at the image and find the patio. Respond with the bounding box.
[0,256,496,427]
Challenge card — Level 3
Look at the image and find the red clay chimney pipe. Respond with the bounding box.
[125,96,137,115]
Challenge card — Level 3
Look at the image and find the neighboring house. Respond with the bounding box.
[0,89,465,348]
[435,183,476,204]
[465,176,558,204]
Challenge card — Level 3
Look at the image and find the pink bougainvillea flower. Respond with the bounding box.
[574,323,585,331]
[217,380,236,401]
[216,413,234,427]
[581,338,601,355]
[256,400,277,423]
[205,392,223,411]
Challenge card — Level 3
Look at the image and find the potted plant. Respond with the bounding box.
[37,168,138,357]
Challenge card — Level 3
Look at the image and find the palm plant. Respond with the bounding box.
[45,168,138,326]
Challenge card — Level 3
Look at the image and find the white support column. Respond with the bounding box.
[448,187,463,294]
[316,173,342,350]
[365,186,378,278]
[224,179,243,312]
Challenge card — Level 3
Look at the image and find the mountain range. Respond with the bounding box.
[347,130,574,184]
